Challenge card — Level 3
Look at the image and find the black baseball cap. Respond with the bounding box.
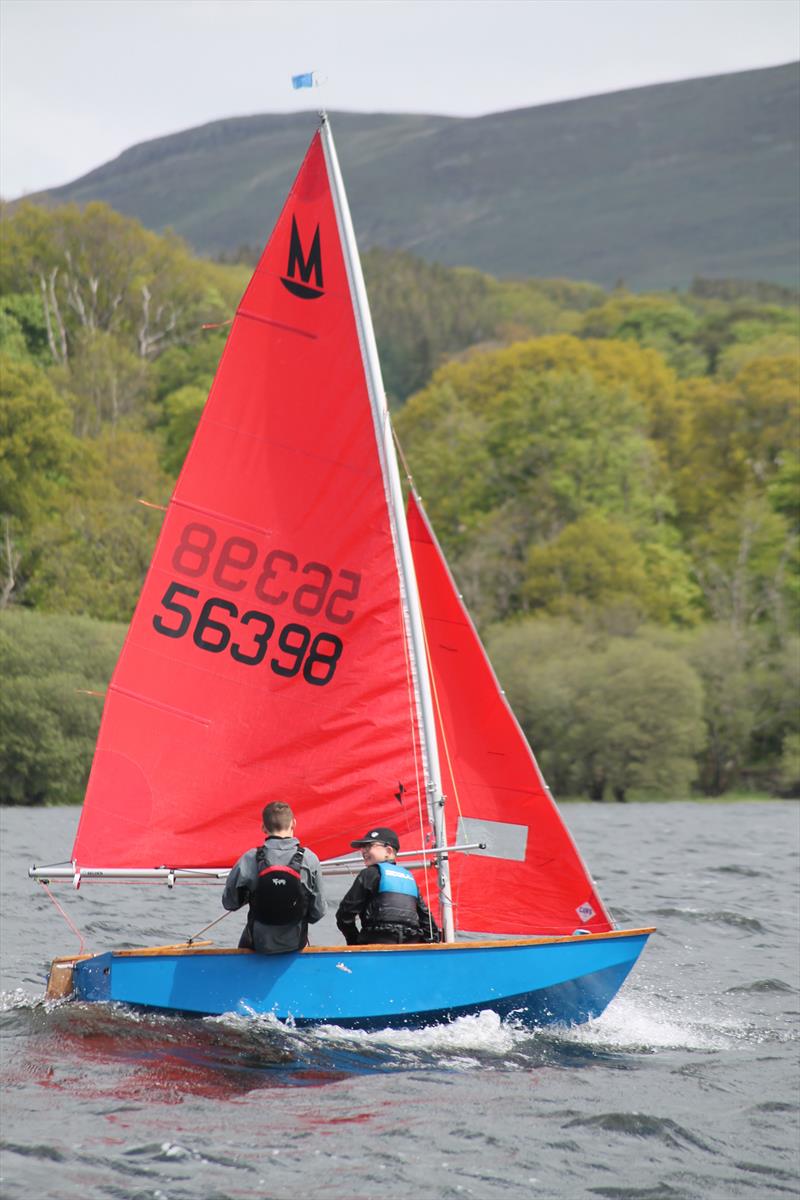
[350,827,400,851]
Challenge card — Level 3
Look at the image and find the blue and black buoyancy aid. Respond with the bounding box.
[249,845,310,925]
[365,862,421,931]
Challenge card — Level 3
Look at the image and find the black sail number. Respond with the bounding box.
[152,582,199,638]
[193,598,237,653]
[303,633,344,686]
[231,611,275,666]
[271,623,311,677]
[152,583,343,686]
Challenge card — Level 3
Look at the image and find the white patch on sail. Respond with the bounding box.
[576,901,596,921]
[456,817,528,862]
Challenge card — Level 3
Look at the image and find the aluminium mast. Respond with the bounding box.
[319,114,455,942]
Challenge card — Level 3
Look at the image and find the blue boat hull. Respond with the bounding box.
[69,930,652,1029]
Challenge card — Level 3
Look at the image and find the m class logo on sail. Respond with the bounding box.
[280,216,324,299]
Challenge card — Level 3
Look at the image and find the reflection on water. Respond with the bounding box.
[1,1002,383,1102]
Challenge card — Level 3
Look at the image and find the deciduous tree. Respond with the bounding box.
[487,619,705,799]
[24,430,169,620]
[0,608,124,804]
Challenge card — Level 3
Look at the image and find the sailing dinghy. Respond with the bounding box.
[31,116,652,1029]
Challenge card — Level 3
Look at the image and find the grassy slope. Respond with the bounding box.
[32,64,799,290]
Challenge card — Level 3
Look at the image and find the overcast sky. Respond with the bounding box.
[1,0,798,198]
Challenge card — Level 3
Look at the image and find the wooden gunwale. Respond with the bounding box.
[96,927,655,959]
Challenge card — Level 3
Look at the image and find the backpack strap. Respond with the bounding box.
[255,843,306,877]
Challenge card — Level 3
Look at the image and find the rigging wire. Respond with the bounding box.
[37,881,88,956]
[391,425,461,939]
[391,425,415,488]
[397,579,435,938]
[418,607,467,933]
[390,421,463,936]
[389,418,436,938]
[403,479,470,932]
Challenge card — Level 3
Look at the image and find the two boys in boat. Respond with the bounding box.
[223,805,440,951]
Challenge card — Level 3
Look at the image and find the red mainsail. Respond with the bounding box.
[72,132,429,870]
[406,493,613,936]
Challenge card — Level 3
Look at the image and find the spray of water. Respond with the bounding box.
[4,982,782,1063]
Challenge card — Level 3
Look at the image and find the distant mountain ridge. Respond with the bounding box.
[26,63,800,290]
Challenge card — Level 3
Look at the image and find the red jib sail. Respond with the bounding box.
[72,132,429,870]
[406,493,613,936]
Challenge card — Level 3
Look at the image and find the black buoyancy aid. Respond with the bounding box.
[249,845,309,925]
[365,862,420,930]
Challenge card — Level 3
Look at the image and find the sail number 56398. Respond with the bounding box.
[152,582,342,686]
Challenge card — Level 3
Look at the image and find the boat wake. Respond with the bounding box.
[4,974,789,1089]
[314,1007,521,1056]
[209,1007,535,1072]
[211,990,757,1066]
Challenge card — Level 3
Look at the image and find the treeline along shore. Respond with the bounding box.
[0,201,797,804]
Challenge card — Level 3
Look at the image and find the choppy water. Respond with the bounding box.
[1,802,798,1200]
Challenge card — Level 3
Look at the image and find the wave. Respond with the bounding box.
[0,988,43,1013]
[709,864,764,878]
[726,978,797,994]
[652,907,766,932]
[562,1111,716,1152]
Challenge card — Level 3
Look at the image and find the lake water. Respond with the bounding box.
[1,802,798,1200]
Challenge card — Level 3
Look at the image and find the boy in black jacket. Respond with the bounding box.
[336,826,440,945]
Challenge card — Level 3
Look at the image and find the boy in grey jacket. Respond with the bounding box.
[222,802,326,953]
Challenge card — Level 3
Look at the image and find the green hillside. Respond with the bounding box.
[26,64,800,290]
[1,190,798,800]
